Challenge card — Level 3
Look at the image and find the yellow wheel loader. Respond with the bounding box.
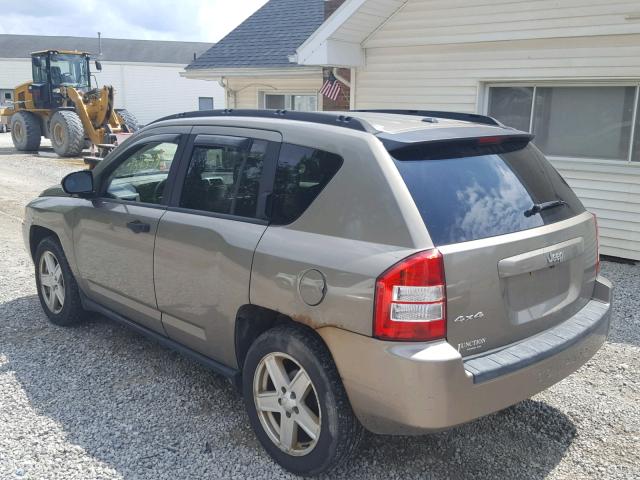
[0,50,138,158]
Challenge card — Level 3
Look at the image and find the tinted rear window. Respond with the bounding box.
[271,144,343,225]
[393,144,585,246]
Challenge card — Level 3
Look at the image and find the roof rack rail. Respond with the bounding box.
[151,109,377,133]
[353,109,502,127]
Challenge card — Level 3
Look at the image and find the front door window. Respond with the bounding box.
[106,141,178,204]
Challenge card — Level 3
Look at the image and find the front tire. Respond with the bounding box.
[116,109,139,133]
[11,111,42,151]
[243,324,363,476]
[34,237,86,326]
[50,110,85,157]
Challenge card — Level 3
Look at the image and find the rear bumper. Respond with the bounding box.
[319,276,612,435]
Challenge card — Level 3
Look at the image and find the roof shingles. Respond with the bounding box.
[187,0,325,70]
[0,34,212,64]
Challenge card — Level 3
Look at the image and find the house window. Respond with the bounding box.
[487,85,640,162]
[262,93,317,112]
[198,97,214,111]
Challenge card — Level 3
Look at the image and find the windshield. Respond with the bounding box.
[392,143,585,246]
[49,54,89,88]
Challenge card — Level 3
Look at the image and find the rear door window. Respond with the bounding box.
[392,143,585,246]
[271,144,343,224]
[180,138,268,219]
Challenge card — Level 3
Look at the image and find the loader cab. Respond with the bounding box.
[30,50,92,109]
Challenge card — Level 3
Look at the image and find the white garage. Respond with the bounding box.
[0,34,225,125]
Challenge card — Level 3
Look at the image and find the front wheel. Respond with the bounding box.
[115,109,139,133]
[50,110,84,157]
[11,111,41,151]
[243,324,363,476]
[34,237,87,326]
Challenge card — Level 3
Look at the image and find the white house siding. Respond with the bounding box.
[226,75,323,109]
[352,1,640,260]
[0,59,31,91]
[0,58,224,125]
[365,0,640,47]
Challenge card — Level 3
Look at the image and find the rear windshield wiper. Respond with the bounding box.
[524,200,566,217]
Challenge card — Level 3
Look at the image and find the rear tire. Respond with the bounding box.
[243,324,364,476]
[50,110,84,157]
[34,237,87,326]
[116,109,139,133]
[11,111,42,151]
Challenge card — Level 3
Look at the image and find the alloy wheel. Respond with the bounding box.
[253,352,322,456]
[39,250,65,314]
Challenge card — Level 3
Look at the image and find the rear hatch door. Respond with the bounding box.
[390,136,598,356]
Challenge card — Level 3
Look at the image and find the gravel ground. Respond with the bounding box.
[0,131,638,479]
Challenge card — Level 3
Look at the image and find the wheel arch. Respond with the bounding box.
[234,305,332,375]
[29,225,61,261]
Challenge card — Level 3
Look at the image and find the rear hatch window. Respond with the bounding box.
[391,141,585,246]
[388,136,596,357]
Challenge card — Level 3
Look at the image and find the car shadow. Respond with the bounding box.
[1,294,576,479]
[331,400,576,479]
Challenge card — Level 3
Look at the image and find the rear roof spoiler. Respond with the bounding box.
[353,109,502,127]
[382,131,535,161]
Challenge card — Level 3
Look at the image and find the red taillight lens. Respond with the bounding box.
[477,136,504,145]
[592,212,600,274]
[374,249,446,341]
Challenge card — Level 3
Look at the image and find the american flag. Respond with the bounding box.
[320,74,342,101]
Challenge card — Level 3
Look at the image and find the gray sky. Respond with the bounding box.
[0,0,269,42]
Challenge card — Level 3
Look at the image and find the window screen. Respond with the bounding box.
[264,93,318,111]
[180,139,267,218]
[488,87,533,133]
[271,144,343,225]
[487,85,638,161]
[532,86,635,161]
[265,94,286,110]
[198,97,214,111]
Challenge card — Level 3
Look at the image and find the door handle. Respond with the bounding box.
[126,220,151,234]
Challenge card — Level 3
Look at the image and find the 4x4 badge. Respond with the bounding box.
[454,311,484,323]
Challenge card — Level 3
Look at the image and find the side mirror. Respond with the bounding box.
[62,170,94,196]
[95,60,102,71]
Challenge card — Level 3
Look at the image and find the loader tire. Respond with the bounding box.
[50,111,84,157]
[11,111,42,151]
[116,109,139,133]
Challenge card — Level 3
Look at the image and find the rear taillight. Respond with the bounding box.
[592,212,600,274]
[374,249,446,341]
